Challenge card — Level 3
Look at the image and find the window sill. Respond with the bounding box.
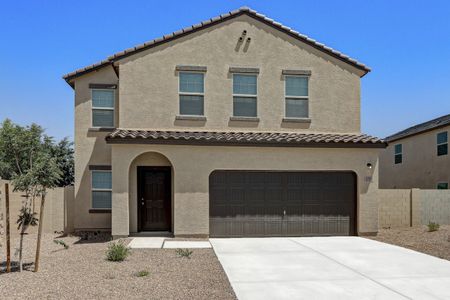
[229,116,260,122]
[88,127,116,132]
[282,118,311,123]
[89,209,111,214]
[175,115,207,121]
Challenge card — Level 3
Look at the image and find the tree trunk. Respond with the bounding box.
[19,226,26,272]
[34,193,45,272]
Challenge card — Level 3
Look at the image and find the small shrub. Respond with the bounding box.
[53,239,69,249]
[175,248,193,259]
[106,240,130,261]
[427,222,440,232]
[135,270,150,277]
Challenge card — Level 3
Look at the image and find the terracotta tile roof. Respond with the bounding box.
[385,114,450,142]
[63,6,370,83]
[105,129,386,148]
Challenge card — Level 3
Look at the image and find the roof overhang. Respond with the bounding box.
[105,129,386,148]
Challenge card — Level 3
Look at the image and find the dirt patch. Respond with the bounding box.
[369,225,450,261]
[0,233,236,299]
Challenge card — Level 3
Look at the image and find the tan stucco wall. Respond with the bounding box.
[73,67,118,230]
[379,125,450,189]
[117,14,362,133]
[110,145,380,237]
[68,15,370,233]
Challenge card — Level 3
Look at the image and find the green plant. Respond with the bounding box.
[135,270,150,277]
[427,221,440,232]
[175,248,193,259]
[106,240,130,261]
[53,239,69,249]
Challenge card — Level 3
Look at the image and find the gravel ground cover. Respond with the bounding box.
[369,225,450,261]
[0,233,236,300]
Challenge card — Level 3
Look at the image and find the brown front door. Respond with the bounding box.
[138,167,171,231]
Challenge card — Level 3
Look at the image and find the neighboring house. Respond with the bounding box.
[380,114,449,189]
[63,7,385,238]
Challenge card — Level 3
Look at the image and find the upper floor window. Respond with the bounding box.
[92,89,115,127]
[285,76,309,118]
[437,131,448,156]
[394,144,402,164]
[233,74,257,117]
[179,72,204,116]
[91,170,112,209]
[437,182,448,190]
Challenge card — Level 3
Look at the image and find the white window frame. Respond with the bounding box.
[91,170,112,210]
[284,75,309,118]
[232,73,258,117]
[178,72,205,116]
[437,131,448,156]
[91,89,115,128]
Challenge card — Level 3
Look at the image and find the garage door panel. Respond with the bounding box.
[209,171,356,237]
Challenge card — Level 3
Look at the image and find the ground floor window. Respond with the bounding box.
[91,171,112,209]
[437,182,448,189]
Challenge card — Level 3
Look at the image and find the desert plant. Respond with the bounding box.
[106,240,131,261]
[53,239,69,249]
[135,270,150,277]
[175,248,193,259]
[427,221,440,232]
[17,207,38,271]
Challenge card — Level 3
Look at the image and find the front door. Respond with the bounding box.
[138,167,171,231]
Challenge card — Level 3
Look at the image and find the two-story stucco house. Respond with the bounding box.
[380,114,449,189]
[63,7,385,238]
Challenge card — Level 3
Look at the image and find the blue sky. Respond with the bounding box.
[1,0,449,140]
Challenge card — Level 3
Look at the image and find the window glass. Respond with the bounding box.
[179,72,204,93]
[92,90,114,108]
[180,95,204,115]
[285,76,308,97]
[437,132,448,144]
[92,171,112,189]
[92,191,112,209]
[437,182,448,190]
[394,144,402,164]
[92,110,114,127]
[233,96,257,117]
[92,171,112,209]
[233,74,257,95]
[437,132,448,156]
[286,98,308,118]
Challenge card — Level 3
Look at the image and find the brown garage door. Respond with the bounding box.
[209,171,356,237]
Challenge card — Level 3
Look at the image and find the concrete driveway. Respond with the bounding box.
[210,237,450,300]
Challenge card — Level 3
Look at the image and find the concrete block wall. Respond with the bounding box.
[0,180,74,236]
[378,188,450,229]
[420,190,450,225]
[378,189,411,228]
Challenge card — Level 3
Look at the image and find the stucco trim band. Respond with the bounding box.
[88,83,117,89]
[229,67,260,74]
[175,65,207,72]
[282,69,312,76]
[89,165,112,171]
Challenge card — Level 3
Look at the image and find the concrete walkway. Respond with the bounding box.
[210,237,450,300]
[128,237,211,249]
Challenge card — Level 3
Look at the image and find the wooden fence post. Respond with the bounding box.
[5,183,11,273]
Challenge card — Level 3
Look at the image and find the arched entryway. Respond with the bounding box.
[128,152,173,233]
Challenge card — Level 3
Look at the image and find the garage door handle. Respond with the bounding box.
[283,210,286,216]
